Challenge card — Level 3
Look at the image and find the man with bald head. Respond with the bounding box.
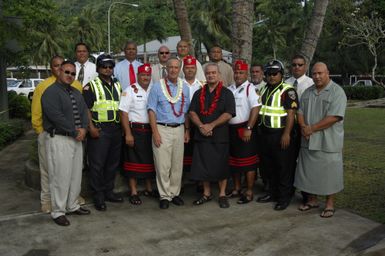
[151,45,171,83]
[294,62,347,218]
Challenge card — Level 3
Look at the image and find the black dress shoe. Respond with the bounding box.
[159,199,169,209]
[218,196,230,208]
[171,196,184,206]
[256,194,276,203]
[69,207,91,215]
[274,201,290,211]
[105,193,124,203]
[53,215,70,226]
[94,203,107,211]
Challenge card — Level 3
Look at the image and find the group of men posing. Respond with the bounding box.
[31,40,347,226]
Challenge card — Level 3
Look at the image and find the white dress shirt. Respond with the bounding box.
[285,74,313,100]
[75,60,98,87]
[151,63,167,84]
[184,78,203,101]
[119,83,151,123]
[114,59,143,91]
[228,81,261,124]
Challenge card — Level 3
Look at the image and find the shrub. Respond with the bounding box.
[343,86,385,100]
[8,92,31,119]
[0,119,25,150]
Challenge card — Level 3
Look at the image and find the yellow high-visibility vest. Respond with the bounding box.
[259,82,294,128]
[90,77,121,122]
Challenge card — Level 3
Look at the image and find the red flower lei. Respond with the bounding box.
[199,81,223,116]
[165,79,185,117]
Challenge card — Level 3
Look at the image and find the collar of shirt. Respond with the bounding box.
[183,78,201,87]
[310,80,333,95]
[76,59,91,68]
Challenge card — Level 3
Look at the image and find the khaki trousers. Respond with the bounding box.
[152,125,184,201]
[45,134,82,218]
[37,132,50,203]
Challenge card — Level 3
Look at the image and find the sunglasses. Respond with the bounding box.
[101,65,114,69]
[159,51,170,55]
[291,63,304,67]
[267,72,280,77]
[64,70,76,77]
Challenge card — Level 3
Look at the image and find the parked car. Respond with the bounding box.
[351,79,373,87]
[7,78,43,100]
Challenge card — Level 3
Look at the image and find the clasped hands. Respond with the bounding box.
[301,125,313,140]
[199,123,214,137]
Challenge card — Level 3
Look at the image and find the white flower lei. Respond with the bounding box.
[160,78,183,104]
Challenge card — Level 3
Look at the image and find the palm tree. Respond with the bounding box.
[173,0,194,55]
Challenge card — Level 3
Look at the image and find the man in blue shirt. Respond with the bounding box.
[147,57,191,209]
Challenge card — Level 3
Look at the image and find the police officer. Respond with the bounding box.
[256,60,298,211]
[83,54,124,211]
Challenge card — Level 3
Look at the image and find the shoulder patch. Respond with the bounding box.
[288,90,296,100]
[291,102,297,108]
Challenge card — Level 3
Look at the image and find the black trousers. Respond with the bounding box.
[87,126,122,202]
[259,130,294,203]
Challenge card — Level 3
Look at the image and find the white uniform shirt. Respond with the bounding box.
[114,59,143,91]
[75,60,98,86]
[228,81,261,124]
[285,74,313,100]
[119,83,151,123]
[184,78,203,101]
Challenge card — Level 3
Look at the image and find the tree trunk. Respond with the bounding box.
[173,0,194,55]
[231,0,254,65]
[0,0,9,120]
[299,0,329,64]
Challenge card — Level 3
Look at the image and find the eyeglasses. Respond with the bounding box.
[267,72,280,77]
[291,63,304,67]
[159,51,170,55]
[101,65,114,69]
[64,70,76,77]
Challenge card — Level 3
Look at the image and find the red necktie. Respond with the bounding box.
[129,63,136,85]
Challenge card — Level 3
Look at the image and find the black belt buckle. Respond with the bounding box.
[158,123,180,128]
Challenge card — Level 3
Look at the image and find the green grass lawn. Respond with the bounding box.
[337,108,385,223]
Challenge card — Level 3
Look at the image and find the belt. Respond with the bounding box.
[157,123,182,128]
[130,122,151,129]
[48,129,72,137]
[259,126,284,134]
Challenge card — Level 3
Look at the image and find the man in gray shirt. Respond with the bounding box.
[42,60,90,226]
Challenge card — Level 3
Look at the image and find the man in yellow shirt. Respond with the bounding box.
[31,55,83,213]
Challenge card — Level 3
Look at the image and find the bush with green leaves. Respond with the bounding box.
[8,91,31,120]
[342,86,385,100]
[0,119,25,150]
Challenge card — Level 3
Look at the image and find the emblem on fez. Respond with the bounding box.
[187,59,192,64]
[237,65,241,70]
[145,66,150,72]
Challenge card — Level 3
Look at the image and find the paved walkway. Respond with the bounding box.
[0,130,385,256]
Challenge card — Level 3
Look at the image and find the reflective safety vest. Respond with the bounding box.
[90,77,121,123]
[259,82,294,128]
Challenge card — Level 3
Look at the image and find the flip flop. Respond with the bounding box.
[320,208,335,218]
[298,203,320,211]
[237,194,253,204]
[129,194,142,205]
[226,190,241,198]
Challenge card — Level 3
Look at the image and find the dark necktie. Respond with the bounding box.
[67,88,82,129]
[161,66,167,79]
[293,79,298,89]
[78,64,84,84]
[129,63,136,85]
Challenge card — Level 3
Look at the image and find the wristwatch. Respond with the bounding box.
[246,126,252,130]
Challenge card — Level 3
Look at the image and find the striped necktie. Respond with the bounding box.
[67,88,82,129]
[78,64,84,84]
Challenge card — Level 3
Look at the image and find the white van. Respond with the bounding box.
[7,78,43,100]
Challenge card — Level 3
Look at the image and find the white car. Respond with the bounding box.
[7,78,43,100]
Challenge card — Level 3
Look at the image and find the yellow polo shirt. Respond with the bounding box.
[31,76,83,134]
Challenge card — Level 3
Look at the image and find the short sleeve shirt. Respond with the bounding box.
[228,81,261,124]
[119,83,151,123]
[299,80,347,152]
[189,85,236,143]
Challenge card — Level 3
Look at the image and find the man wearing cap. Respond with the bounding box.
[74,42,98,87]
[250,64,266,93]
[120,64,156,205]
[147,57,190,209]
[182,55,203,173]
[32,55,83,213]
[151,45,171,83]
[227,60,261,204]
[256,60,299,211]
[114,40,143,90]
[83,54,124,211]
[42,60,90,226]
[203,46,234,87]
[189,63,236,209]
[176,39,205,81]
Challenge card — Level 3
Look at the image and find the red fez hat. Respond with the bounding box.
[138,64,152,74]
[234,60,248,71]
[183,55,197,66]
